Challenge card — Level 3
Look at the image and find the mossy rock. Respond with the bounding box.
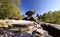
[0,22,7,27]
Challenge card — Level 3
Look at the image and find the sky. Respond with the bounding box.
[20,0,60,16]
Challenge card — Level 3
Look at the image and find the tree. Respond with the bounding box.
[0,0,22,20]
[22,15,25,19]
[38,10,60,24]
[36,14,40,20]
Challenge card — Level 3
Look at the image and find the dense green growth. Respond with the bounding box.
[0,0,22,20]
[38,10,60,24]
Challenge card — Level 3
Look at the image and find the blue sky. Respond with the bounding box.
[20,0,60,16]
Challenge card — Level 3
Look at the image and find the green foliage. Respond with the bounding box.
[0,22,7,27]
[0,0,22,20]
[39,10,60,24]
[22,15,25,19]
[36,14,40,20]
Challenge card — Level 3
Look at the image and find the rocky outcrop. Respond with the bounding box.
[41,23,60,37]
